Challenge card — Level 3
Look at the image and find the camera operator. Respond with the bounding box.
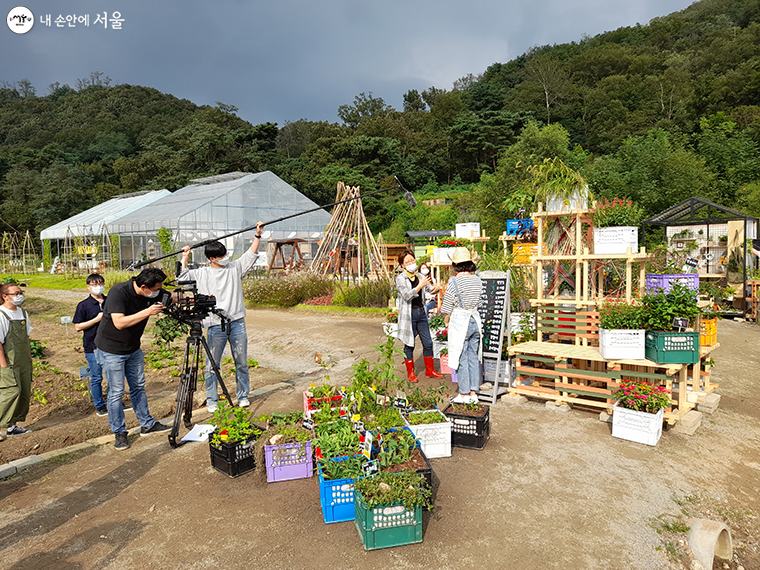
[179,222,264,412]
[94,267,173,451]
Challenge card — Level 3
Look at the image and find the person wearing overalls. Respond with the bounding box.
[0,283,33,440]
[441,248,484,404]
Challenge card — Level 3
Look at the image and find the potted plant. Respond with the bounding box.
[590,197,644,254]
[382,309,399,338]
[718,235,728,246]
[439,347,451,374]
[528,157,591,212]
[374,428,433,509]
[403,408,451,459]
[611,379,671,446]
[442,400,491,449]
[598,300,646,360]
[209,401,264,477]
[255,419,315,483]
[432,237,471,263]
[433,327,448,358]
[353,470,431,550]
[641,282,701,364]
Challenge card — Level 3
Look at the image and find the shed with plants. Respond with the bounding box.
[642,197,759,316]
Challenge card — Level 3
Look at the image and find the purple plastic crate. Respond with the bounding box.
[644,273,699,296]
[264,440,314,483]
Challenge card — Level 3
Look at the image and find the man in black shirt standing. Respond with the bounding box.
[73,273,108,416]
[95,267,171,450]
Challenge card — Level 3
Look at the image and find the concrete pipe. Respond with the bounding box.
[687,518,733,569]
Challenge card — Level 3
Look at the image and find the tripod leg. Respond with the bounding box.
[200,336,235,405]
[169,337,196,448]
[183,341,200,430]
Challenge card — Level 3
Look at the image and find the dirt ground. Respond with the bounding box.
[1,288,759,570]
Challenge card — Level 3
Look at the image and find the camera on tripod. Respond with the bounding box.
[160,280,221,325]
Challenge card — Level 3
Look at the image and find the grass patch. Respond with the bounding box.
[292,304,387,315]
[4,274,88,290]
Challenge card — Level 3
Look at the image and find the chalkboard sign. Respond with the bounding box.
[673,317,689,329]
[684,258,699,267]
[478,277,508,357]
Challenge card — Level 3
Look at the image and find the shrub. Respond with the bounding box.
[599,301,645,330]
[243,271,334,307]
[332,279,392,308]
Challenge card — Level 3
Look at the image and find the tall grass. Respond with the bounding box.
[243,271,334,307]
[332,279,393,308]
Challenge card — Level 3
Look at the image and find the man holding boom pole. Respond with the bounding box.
[179,222,264,413]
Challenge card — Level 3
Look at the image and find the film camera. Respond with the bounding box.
[159,280,224,325]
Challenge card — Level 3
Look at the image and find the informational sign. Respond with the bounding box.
[673,317,690,329]
[477,277,508,357]
[302,417,314,431]
[60,316,72,323]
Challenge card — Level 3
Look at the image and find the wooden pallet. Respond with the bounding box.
[508,340,720,424]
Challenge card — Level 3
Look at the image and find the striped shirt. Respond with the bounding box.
[441,274,483,314]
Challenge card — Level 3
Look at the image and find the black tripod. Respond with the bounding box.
[168,318,233,448]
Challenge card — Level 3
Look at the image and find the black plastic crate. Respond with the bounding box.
[442,404,490,450]
[209,435,256,478]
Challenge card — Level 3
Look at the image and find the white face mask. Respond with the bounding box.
[405,263,417,274]
[145,288,160,298]
[10,294,24,306]
[90,285,105,295]
[420,267,430,275]
[215,255,231,266]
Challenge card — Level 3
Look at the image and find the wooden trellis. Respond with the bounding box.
[311,182,390,281]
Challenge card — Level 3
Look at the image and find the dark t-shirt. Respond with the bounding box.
[410,275,424,310]
[73,294,107,353]
[95,279,164,355]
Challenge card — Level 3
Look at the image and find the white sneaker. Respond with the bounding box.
[207,403,218,414]
[467,394,479,404]
[452,394,469,404]
[238,398,250,408]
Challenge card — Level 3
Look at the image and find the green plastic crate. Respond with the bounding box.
[354,493,422,550]
[644,331,699,364]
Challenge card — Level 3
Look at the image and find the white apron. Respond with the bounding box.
[446,277,483,371]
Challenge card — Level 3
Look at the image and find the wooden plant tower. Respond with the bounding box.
[21,231,38,274]
[0,232,21,273]
[505,203,719,426]
[311,182,389,281]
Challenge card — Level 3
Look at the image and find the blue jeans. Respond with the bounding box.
[403,307,433,360]
[96,348,156,435]
[455,317,481,394]
[85,352,106,410]
[206,318,250,404]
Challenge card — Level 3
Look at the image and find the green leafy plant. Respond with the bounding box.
[353,470,431,510]
[599,301,645,330]
[591,197,644,228]
[243,271,334,308]
[640,282,700,331]
[374,429,418,468]
[404,381,447,410]
[405,410,446,425]
[210,400,262,446]
[152,315,187,345]
[333,279,392,308]
[527,157,591,207]
[613,379,671,413]
[318,454,366,480]
[30,339,46,359]
[427,313,445,330]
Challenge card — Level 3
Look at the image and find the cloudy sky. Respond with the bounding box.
[3,0,696,126]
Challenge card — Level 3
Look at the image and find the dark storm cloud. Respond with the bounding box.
[2,0,695,126]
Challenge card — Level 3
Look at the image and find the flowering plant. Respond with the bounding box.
[385,309,398,324]
[434,237,470,248]
[613,380,670,413]
[591,197,644,228]
[435,328,448,342]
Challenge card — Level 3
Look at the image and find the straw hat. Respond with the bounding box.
[448,247,480,264]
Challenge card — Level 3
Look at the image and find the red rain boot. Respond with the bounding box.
[424,356,443,378]
[404,359,419,383]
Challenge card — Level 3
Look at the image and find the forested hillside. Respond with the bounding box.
[0,0,758,243]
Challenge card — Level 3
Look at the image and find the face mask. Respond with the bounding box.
[91,285,105,295]
[10,294,23,306]
[145,288,160,299]
[215,255,231,266]
[420,267,430,276]
[405,263,417,274]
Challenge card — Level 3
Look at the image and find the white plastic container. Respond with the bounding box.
[611,402,663,446]
[403,410,452,459]
[593,226,639,255]
[599,328,646,360]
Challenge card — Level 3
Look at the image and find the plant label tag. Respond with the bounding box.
[361,432,373,459]
[376,394,388,406]
[685,257,699,267]
[302,418,314,431]
[362,459,379,476]
[393,397,408,410]
[338,389,347,399]
[60,316,72,324]
[673,317,689,329]
[404,405,414,414]
[352,420,364,432]
[350,402,358,416]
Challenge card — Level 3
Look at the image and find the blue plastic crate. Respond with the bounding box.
[318,455,361,524]
[506,218,533,236]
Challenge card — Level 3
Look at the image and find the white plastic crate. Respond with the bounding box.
[599,328,645,360]
[593,226,639,255]
[611,403,663,446]
[403,410,451,459]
